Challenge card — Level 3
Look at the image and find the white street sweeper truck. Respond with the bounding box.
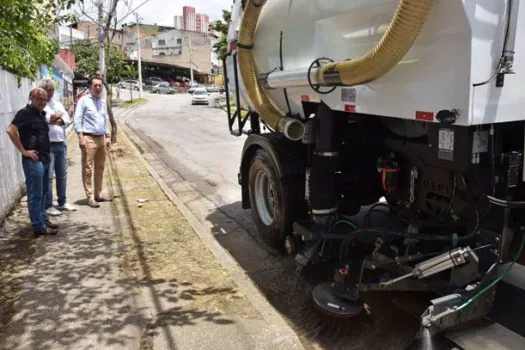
[223,0,525,347]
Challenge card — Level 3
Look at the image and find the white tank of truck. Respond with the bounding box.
[226,0,523,134]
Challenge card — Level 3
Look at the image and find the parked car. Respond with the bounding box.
[117,80,144,91]
[144,77,165,86]
[188,85,198,94]
[152,82,175,94]
[205,85,220,93]
[191,88,209,105]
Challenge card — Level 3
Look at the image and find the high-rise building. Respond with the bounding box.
[196,13,209,33]
[183,6,196,31]
[174,15,183,30]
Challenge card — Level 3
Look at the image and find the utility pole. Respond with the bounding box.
[97,1,105,78]
[135,12,143,98]
[188,31,194,86]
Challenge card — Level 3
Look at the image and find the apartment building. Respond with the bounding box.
[123,26,213,75]
[73,21,124,50]
[183,6,196,31]
[196,14,209,33]
[174,15,184,30]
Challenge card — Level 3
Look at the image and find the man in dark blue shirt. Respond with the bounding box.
[6,88,59,236]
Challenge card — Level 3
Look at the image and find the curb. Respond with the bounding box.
[118,111,304,349]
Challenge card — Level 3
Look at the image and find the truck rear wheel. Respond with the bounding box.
[248,149,292,252]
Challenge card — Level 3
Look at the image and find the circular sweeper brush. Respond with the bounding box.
[294,281,372,345]
[311,282,365,318]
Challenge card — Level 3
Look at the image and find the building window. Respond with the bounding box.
[177,38,182,44]
[158,39,166,46]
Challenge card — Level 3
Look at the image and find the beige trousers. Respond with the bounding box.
[81,135,106,199]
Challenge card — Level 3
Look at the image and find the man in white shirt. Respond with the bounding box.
[40,80,77,215]
[73,76,112,208]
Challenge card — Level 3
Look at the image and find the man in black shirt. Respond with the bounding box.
[6,88,59,236]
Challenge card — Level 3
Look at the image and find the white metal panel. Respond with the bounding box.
[0,69,33,223]
[468,0,524,125]
[252,0,298,115]
[243,0,525,126]
[227,0,243,43]
[225,54,254,111]
[317,0,471,125]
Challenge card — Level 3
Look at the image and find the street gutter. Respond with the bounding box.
[118,104,304,349]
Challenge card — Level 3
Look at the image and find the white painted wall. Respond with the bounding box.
[152,31,182,56]
[0,69,33,224]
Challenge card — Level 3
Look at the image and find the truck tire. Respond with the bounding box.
[248,148,292,252]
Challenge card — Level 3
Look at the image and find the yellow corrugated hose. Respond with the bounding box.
[237,0,433,139]
[316,0,433,85]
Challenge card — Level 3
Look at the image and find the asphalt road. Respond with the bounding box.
[122,93,421,350]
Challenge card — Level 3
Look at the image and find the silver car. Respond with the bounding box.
[191,88,209,105]
[152,82,175,94]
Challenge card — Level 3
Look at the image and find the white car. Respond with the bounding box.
[117,79,144,91]
[191,88,209,105]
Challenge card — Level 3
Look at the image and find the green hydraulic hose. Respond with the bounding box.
[333,220,360,231]
[455,231,525,311]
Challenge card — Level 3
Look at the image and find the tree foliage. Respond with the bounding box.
[210,10,231,33]
[0,0,75,79]
[210,10,231,62]
[70,40,134,83]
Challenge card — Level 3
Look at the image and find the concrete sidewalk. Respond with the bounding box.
[0,132,144,350]
[0,116,303,349]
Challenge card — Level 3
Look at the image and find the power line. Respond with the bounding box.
[117,0,156,25]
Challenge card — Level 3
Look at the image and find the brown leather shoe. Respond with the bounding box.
[88,198,100,208]
[45,219,59,229]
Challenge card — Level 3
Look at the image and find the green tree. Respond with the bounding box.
[0,0,75,79]
[70,40,134,83]
[210,10,231,61]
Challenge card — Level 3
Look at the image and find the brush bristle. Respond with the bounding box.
[291,292,376,348]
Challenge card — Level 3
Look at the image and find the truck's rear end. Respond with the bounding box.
[223,1,525,347]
